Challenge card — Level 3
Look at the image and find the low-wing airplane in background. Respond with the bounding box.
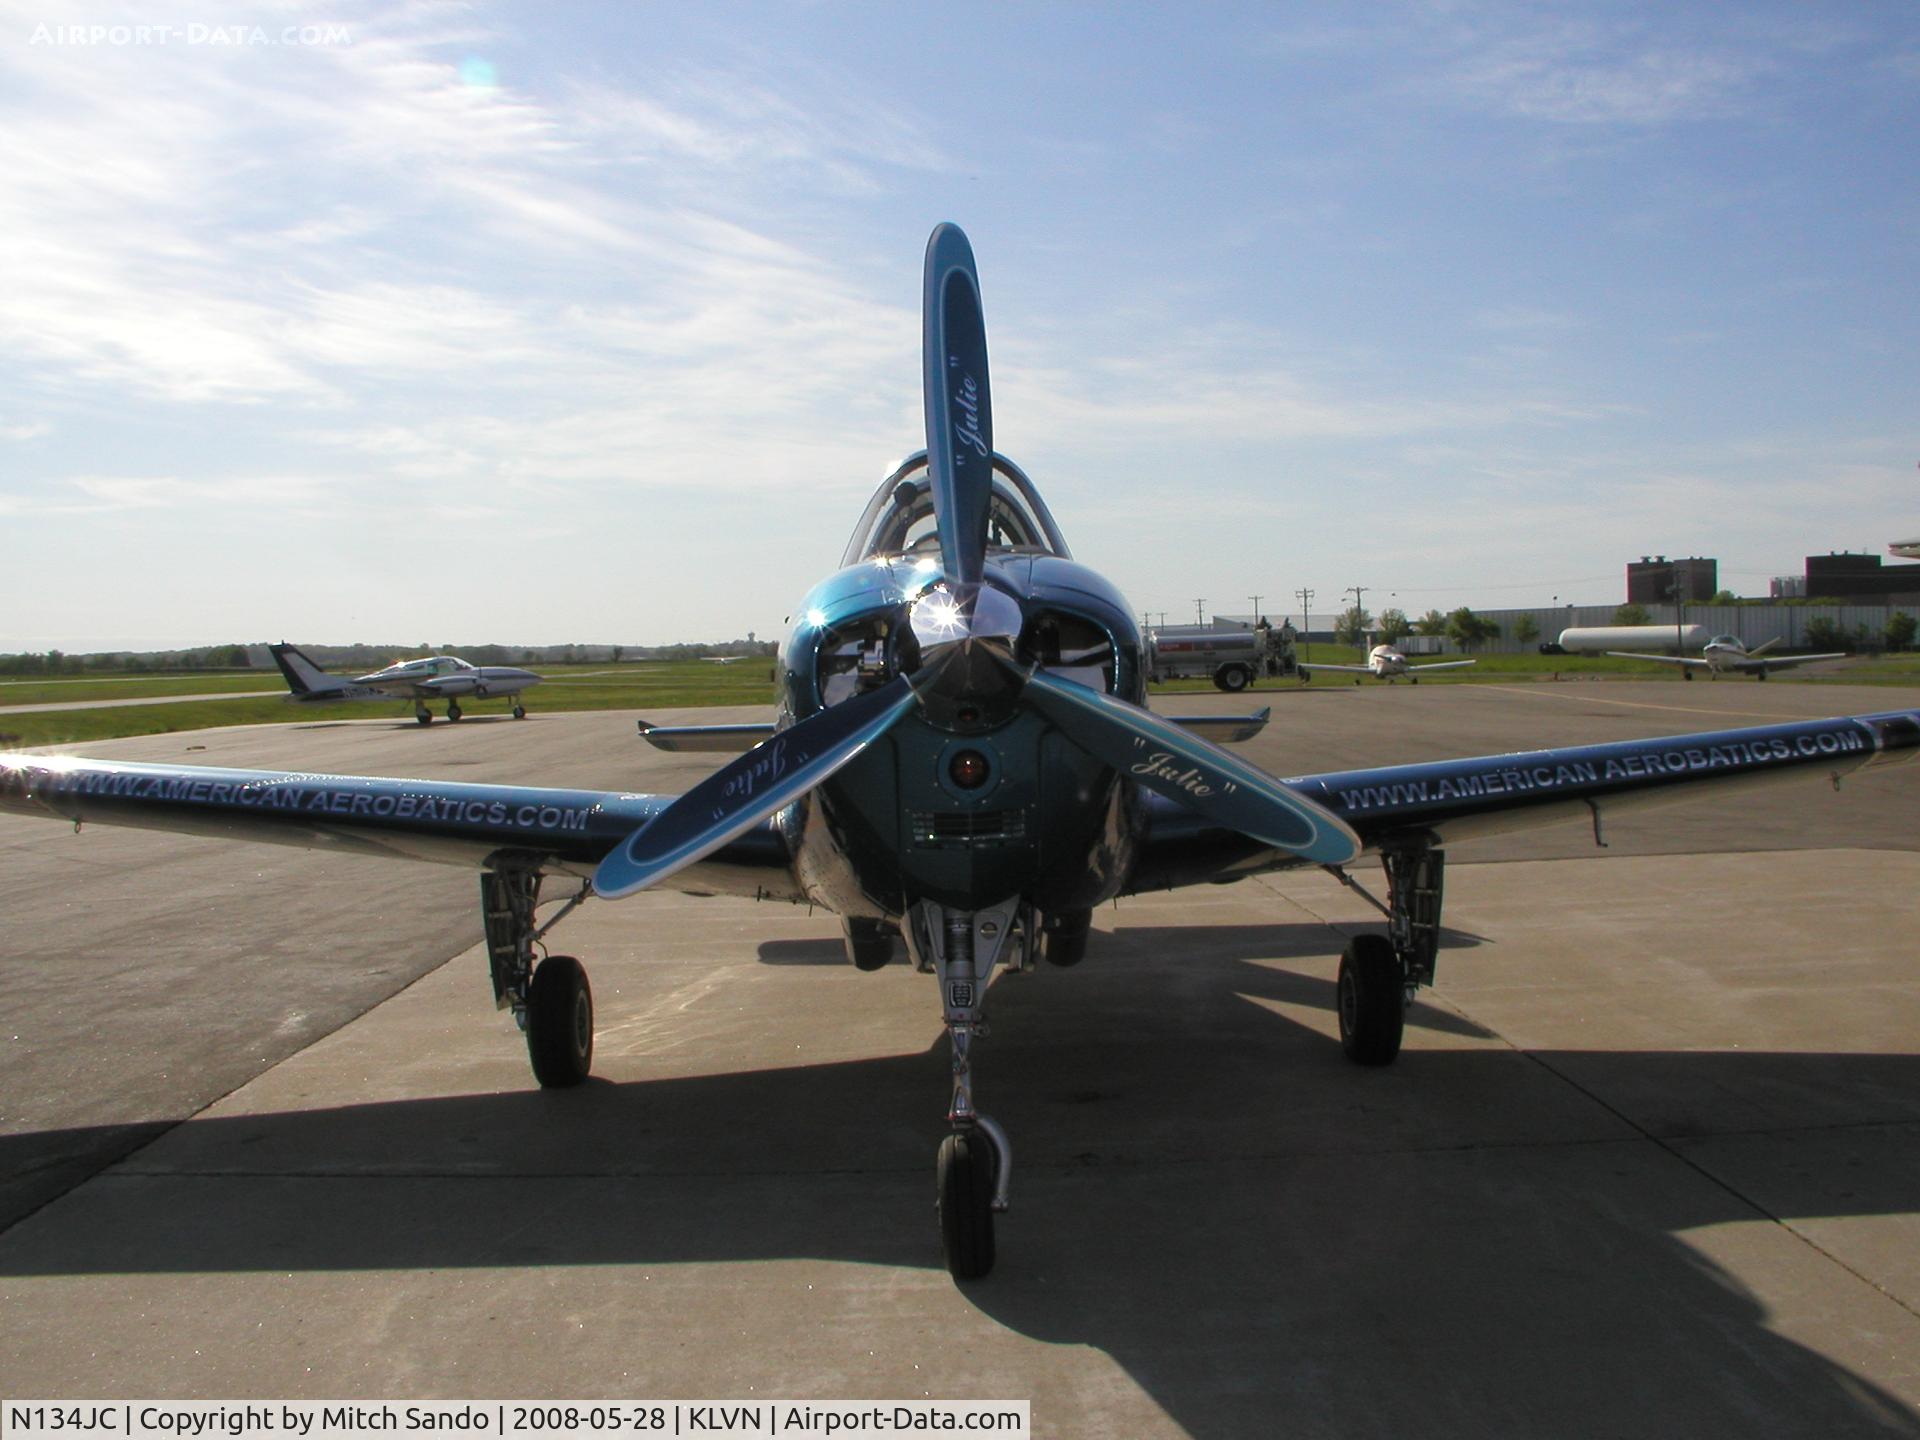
[1605,634,1847,681]
[1304,644,1477,684]
[4,226,1917,1281]
[271,643,543,722]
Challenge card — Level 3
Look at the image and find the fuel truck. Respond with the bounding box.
[1146,619,1302,691]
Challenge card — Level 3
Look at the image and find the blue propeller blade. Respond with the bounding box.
[923,222,993,587]
[593,675,921,899]
[1020,669,1362,865]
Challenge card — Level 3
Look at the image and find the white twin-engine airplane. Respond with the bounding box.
[270,643,543,722]
[4,225,1917,1281]
[1606,634,1847,681]
[1306,644,1476,684]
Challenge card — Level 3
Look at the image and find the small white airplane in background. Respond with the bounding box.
[270,644,542,722]
[1304,644,1477,685]
[1605,634,1847,681]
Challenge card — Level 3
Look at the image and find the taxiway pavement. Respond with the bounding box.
[1,682,1917,1436]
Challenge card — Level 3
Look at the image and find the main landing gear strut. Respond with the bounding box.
[1328,845,1445,1067]
[482,867,595,1087]
[904,896,1030,1280]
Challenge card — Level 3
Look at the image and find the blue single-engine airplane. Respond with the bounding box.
[3,225,1917,1280]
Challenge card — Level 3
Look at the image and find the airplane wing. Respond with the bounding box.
[638,709,1274,752]
[0,753,797,901]
[1302,662,1377,675]
[1162,707,1271,744]
[1605,651,1707,668]
[9,709,1914,902]
[638,720,779,753]
[1128,708,1920,891]
[1725,651,1849,670]
[1406,659,1477,672]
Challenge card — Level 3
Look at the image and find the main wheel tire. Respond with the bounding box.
[937,1131,996,1280]
[843,917,894,971]
[1040,909,1091,968]
[448,701,463,721]
[1337,934,1405,1067]
[416,711,432,725]
[527,955,593,1087]
[1216,665,1251,692]
[512,704,527,718]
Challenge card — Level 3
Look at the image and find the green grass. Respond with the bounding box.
[1795,653,1920,682]
[0,660,779,749]
[1148,646,1920,693]
[0,672,278,704]
[3,650,1914,750]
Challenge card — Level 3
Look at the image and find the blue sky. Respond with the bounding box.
[2,1,1915,650]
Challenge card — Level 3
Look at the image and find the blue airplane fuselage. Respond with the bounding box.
[776,553,1147,918]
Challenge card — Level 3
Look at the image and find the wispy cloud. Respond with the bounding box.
[1439,28,1766,126]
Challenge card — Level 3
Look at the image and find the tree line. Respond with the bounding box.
[0,638,780,677]
[1332,606,1515,650]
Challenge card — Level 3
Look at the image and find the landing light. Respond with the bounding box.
[948,749,992,790]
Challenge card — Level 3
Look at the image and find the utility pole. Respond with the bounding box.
[1249,594,1263,627]
[1295,587,1314,661]
[1346,585,1369,645]
[1194,598,1206,625]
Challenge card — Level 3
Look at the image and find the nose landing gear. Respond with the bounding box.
[906,896,1027,1279]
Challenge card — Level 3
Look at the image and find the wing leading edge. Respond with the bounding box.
[1128,709,1920,892]
[0,754,797,900]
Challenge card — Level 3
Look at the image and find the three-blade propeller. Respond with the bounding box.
[592,224,1359,900]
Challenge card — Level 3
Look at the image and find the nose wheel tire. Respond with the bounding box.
[526,954,593,1087]
[1337,934,1405,1067]
[512,704,527,719]
[937,1130,996,1280]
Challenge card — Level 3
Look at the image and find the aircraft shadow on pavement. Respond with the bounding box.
[2,959,1917,1438]
[291,715,529,732]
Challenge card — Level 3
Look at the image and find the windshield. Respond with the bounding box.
[842,451,1072,568]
